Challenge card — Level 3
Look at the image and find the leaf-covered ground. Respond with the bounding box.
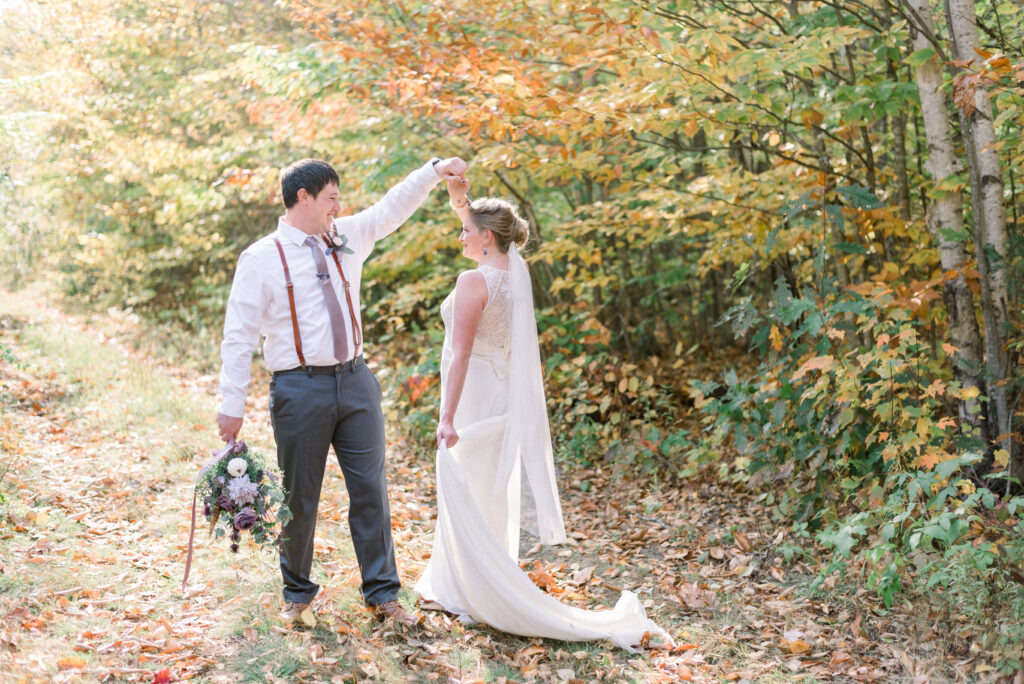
[0,290,988,682]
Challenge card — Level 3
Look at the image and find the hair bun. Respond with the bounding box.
[512,214,530,247]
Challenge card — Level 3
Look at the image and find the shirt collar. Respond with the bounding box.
[276,218,314,247]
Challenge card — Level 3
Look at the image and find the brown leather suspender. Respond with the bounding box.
[321,234,362,357]
[272,236,361,367]
[273,238,306,369]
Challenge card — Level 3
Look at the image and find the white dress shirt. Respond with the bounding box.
[218,159,441,417]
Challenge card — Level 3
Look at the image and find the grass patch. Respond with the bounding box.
[13,316,208,441]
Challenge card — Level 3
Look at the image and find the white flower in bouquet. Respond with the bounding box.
[226,457,248,478]
[227,474,259,505]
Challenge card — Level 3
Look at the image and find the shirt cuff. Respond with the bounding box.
[218,397,246,419]
[429,157,443,178]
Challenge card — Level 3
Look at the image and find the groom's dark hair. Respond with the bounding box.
[280,159,340,208]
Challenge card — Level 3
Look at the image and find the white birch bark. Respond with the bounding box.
[906,0,985,432]
[946,0,1015,464]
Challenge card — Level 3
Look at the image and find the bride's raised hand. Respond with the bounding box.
[436,419,459,449]
[446,177,470,206]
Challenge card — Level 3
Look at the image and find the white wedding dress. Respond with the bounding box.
[414,253,667,651]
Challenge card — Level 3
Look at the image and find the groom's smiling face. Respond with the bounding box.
[303,182,342,233]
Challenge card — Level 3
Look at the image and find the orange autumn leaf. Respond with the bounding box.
[527,561,562,594]
[918,451,939,470]
[922,379,946,398]
[792,355,835,381]
[786,638,812,654]
[56,656,87,669]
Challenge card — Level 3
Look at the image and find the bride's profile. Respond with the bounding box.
[413,177,669,650]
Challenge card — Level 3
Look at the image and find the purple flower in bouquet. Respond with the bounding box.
[202,503,211,517]
[230,543,239,553]
[227,474,259,505]
[217,495,237,513]
[233,507,259,531]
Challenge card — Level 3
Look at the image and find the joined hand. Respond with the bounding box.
[434,157,468,182]
[446,177,470,205]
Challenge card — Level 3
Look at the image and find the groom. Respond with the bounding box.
[216,155,466,628]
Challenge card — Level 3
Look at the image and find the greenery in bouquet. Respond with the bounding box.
[196,441,290,553]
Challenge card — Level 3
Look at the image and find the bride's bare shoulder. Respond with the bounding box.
[454,269,488,306]
[455,269,487,286]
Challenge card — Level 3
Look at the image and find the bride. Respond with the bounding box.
[413,178,670,650]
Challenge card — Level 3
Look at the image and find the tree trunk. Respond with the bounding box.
[887,58,912,222]
[892,109,912,221]
[906,0,986,435]
[945,0,1017,471]
[880,0,911,221]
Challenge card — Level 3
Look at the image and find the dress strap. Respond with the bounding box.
[273,238,306,369]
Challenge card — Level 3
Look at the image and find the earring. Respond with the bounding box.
[483,248,488,255]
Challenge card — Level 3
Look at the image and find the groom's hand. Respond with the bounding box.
[217,412,243,442]
[433,157,467,182]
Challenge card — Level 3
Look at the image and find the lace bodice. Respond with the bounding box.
[440,265,511,353]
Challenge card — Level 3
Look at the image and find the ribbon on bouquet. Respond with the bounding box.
[181,439,245,593]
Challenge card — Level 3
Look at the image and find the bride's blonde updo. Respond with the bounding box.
[467,197,530,253]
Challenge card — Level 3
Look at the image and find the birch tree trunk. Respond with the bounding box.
[905,0,986,436]
[945,0,1017,471]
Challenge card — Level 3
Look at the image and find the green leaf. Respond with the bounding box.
[835,185,883,209]
[834,241,868,254]
[904,47,937,68]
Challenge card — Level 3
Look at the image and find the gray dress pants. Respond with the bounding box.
[269,357,400,606]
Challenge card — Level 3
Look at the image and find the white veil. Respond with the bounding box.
[495,246,567,545]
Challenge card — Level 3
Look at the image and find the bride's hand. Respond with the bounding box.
[436,420,459,449]
[446,177,469,205]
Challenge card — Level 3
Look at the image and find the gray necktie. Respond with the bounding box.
[304,235,349,363]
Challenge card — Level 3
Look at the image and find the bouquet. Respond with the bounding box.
[183,440,290,591]
[197,440,290,551]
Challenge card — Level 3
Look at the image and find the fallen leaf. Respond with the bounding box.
[56,656,87,669]
[570,565,595,586]
[528,561,562,594]
[787,638,812,654]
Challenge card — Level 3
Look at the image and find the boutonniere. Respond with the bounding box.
[327,229,354,256]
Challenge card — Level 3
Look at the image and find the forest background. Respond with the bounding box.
[1,0,1022,677]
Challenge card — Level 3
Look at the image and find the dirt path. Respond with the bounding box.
[0,292,953,682]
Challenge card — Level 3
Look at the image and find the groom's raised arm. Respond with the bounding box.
[336,157,466,261]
